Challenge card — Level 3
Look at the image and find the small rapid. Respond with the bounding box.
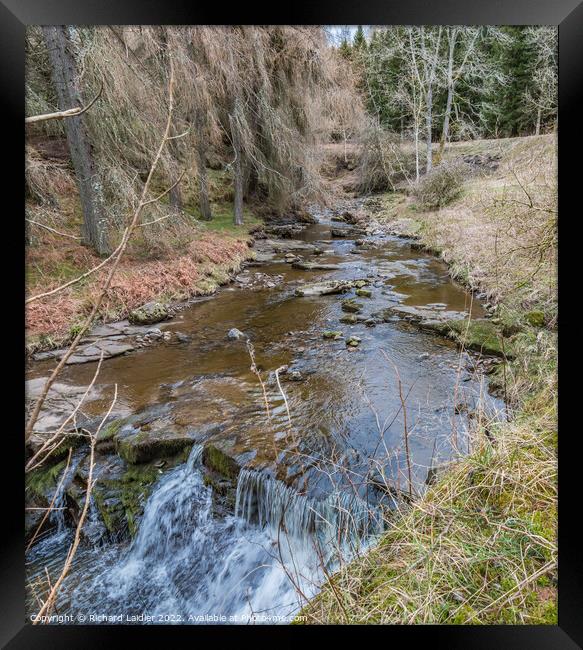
[36,445,379,624]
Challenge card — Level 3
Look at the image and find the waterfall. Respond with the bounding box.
[235,468,383,563]
[33,446,381,624]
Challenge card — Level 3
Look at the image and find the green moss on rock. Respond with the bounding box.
[431,318,514,358]
[202,444,241,481]
[116,429,195,464]
[525,311,546,328]
[26,458,68,499]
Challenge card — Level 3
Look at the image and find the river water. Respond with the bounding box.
[26,211,504,624]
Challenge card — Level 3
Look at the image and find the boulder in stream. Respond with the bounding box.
[227,328,247,340]
[291,261,341,271]
[295,280,352,297]
[341,298,364,313]
[128,302,169,325]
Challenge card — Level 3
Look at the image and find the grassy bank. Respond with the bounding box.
[298,135,557,624]
[25,162,261,353]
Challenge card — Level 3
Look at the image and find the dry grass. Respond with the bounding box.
[384,135,557,322]
[26,214,253,348]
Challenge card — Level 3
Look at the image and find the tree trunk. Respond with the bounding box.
[535,107,542,135]
[437,31,456,164]
[42,26,109,256]
[196,137,212,220]
[426,83,433,173]
[161,27,182,212]
[229,112,244,227]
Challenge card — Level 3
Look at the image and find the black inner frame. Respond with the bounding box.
[3,0,580,646]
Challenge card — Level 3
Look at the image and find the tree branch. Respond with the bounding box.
[25,83,103,124]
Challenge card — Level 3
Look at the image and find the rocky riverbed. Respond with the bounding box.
[25,199,509,622]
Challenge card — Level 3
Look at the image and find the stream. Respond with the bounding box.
[25,207,504,624]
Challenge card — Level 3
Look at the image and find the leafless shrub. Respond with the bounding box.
[413,160,468,209]
[357,124,416,192]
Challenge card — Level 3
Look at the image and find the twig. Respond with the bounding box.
[25,219,81,240]
[246,340,271,421]
[274,366,292,427]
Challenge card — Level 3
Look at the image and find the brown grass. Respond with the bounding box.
[26,228,252,346]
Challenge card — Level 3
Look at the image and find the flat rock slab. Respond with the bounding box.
[116,427,196,464]
[295,280,353,297]
[25,378,105,434]
[266,239,317,253]
[67,339,135,365]
[378,304,468,324]
[291,261,341,271]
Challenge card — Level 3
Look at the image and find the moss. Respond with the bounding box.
[93,462,162,538]
[434,318,514,358]
[525,310,546,328]
[202,444,240,481]
[96,418,125,443]
[26,458,67,499]
[116,430,195,464]
[47,432,86,461]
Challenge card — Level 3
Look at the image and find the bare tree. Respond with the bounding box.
[524,27,557,134]
[42,26,110,255]
[408,26,442,174]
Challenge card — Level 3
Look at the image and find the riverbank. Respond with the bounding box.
[298,134,557,624]
[26,189,263,354]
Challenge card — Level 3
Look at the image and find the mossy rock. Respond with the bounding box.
[431,319,514,358]
[115,428,195,464]
[92,462,161,538]
[91,448,192,538]
[323,330,343,340]
[26,458,68,500]
[341,299,364,313]
[525,310,546,328]
[202,444,241,481]
[355,288,372,298]
[128,301,169,325]
[340,314,358,324]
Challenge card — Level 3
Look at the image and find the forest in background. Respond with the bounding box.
[25,25,556,349]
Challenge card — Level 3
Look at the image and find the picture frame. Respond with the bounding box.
[4,0,579,646]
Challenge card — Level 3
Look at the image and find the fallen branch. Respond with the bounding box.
[25,84,103,124]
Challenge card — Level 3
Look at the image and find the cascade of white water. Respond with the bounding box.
[50,450,86,531]
[32,446,381,623]
[235,468,383,564]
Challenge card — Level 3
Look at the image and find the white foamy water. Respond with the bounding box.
[30,446,380,624]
